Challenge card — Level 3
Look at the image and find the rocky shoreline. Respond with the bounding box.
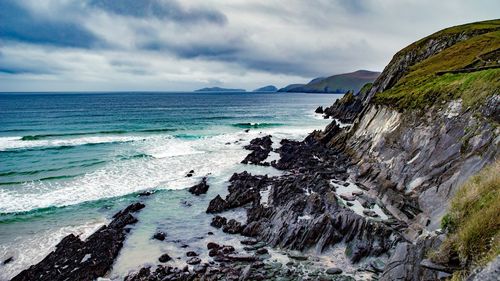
[10,121,397,281]
[121,124,401,281]
[11,203,145,281]
[8,100,497,280]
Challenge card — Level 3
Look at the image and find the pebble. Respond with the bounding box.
[326,267,343,274]
[186,257,202,265]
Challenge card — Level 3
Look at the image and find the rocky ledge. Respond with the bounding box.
[11,203,145,281]
[241,135,273,166]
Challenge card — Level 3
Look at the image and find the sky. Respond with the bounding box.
[0,0,498,92]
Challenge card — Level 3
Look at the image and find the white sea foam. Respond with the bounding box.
[0,124,323,214]
[0,135,148,151]
[0,219,106,280]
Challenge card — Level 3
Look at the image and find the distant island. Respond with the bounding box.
[194,71,380,94]
[278,70,380,93]
[195,87,246,92]
[253,85,278,92]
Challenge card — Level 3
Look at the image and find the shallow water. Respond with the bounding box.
[0,92,338,280]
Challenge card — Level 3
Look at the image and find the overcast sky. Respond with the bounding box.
[0,0,498,92]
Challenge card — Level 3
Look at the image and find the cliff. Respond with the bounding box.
[315,19,499,280]
[278,70,380,93]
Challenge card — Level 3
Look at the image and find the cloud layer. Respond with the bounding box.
[0,0,498,91]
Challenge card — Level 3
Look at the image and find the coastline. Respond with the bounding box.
[0,94,337,280]
[6,111,393,281]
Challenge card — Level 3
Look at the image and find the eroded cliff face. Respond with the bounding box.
[347,98,499,234]
[314,20,500,280]
[321,20,500,236]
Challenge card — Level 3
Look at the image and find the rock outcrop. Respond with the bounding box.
[241,135,273,166]
[188,177,209,195]
[12,203,145,281]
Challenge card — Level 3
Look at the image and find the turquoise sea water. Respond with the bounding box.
[0,92,339,279]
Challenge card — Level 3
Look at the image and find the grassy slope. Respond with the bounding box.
[434,160,500,280]
[303,70,379,93]
[280,70,379,93]
[373,20,500,110]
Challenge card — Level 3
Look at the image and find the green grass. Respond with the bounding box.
[402,19,500,52]
[374,68,500,110]
[433,160,500,279]
[373,20,500,111]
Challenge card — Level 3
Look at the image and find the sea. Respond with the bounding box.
[0,92,341,280]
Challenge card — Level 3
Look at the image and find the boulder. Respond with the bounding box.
[222,219,243,234]
[3,257,13,265]
[326,267,343,275]
[210,215,227,228]
[206,195,227,213]
[188,177,209,195]
[159,253,172,263]
[152,231,166,241]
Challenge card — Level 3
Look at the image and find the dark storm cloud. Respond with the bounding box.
[140,39,243,59]
[0,0,97,48]
[87,0,227,24]
[0,0,498,91]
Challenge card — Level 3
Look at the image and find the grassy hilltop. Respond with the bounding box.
[373,19,500,110]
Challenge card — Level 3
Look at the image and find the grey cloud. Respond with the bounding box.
[87,0,227,24]
[0,0,98,48]
[0,0,499,91]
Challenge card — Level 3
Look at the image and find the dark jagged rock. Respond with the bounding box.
[222,219,243,234]
[225,172,267,209]
[210,215,227,228]
[255,248,268,255]
[206,172,269,213]
[272,124,347,172]
[186,170,194,177]
[188,177,209,195]
[241,135,273,165]
[315,106,324,114]
[206,195,227,213]
[186,251,198,257]
[138,190,154,197]
[159,253,172,263]
[207,242,220,250]
[323,90,365,123]
[244,135,272,151]
[152,231,166,241]
[12,202,145,281]
[240,173,396,262]
[3,257,13,265]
